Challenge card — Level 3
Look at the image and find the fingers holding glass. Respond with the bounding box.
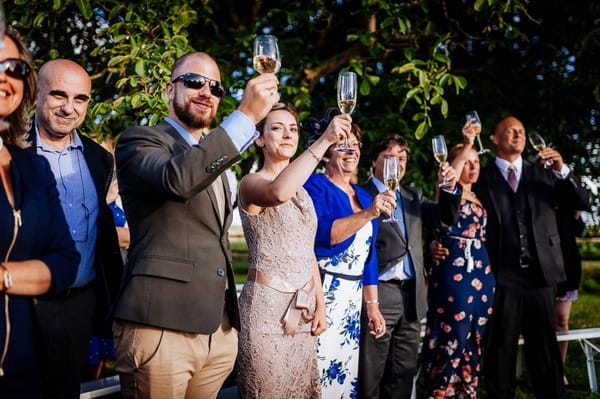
[335,71,358,152]
[528,132,554,168]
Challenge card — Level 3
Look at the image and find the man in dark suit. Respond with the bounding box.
[113,52,279,398]
[474,116,590,399]
[29,59,123,399]
[359,134,461,399]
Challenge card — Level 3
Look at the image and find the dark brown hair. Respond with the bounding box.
[2,30,37,148]
[255,102,299,170]
[370,133,410,162]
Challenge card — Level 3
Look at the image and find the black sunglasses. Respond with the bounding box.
[0,58,31,80]
[172,73,226,98]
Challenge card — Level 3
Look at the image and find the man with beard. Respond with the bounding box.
[30,59,123,399]
[113,52,279,398]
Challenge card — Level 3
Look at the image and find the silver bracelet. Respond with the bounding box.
[365,299,379,305]
[306,146,321,162]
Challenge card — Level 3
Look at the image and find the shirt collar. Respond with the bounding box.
[165,117,200,147]
[495,155,523,174]
[370,176,387,193]
[34,120,83,153]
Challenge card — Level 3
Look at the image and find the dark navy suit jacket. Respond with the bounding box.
[0,144,79,375]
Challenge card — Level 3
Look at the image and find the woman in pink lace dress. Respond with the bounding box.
[236,103,350,398]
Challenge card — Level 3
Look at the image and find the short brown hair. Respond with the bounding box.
[2,30,37,148]
[370,134,410,162]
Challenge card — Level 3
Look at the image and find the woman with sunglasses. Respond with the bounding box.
[236,103,349,398]
[0,30,79,397]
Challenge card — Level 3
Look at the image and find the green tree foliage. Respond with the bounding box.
[5,0,599,218]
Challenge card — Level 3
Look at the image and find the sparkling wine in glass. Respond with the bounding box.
[253,35,281,74]
[432,135,450,188]
[382,156,399,223]
[465,110,489,155]
[335,71,357,153]
[529,132,554,167]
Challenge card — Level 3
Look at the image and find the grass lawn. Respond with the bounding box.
[232,236,600,398]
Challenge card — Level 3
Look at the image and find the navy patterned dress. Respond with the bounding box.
[422,199,495,398]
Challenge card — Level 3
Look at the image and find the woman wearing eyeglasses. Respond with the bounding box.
[303,114,392,398]
[0,30,79,397]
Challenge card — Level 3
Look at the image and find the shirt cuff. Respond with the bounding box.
[553,164,570,179]
[442,186,461,195]
[220,110,258,152]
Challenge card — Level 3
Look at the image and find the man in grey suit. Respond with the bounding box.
[113,52,279,398]
[359,134,461,399]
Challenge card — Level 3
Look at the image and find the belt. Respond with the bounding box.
[247,269,315,336]
[381,278,414,288]
[57,283,92,299]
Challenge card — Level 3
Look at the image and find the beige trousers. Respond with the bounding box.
[114,315,237,399]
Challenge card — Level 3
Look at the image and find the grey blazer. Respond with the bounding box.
[363,180,461,320]
[114,121,240,334]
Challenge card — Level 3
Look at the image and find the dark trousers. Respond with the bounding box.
[483,283,564,399]
[359,280,420,399]
[35,284,96,399]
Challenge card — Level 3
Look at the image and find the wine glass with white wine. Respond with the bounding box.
[335,71,357,153]
[432,135,450,188]
[253,35,281,74]
[528,132,554,168]
[465,110,490,155]
[382,156,400,223]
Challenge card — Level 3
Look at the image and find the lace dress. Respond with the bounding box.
[317,222,373,399]
[422,199,495,398]
[237,188,321,399]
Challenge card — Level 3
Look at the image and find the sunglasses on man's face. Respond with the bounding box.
[0,58,31,80]
[172,73,226,98]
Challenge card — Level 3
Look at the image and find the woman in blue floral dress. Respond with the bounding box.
[304,121,392,398]
[423,130,495,399]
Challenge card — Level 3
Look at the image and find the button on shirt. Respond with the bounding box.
[35,127,98,288]
[371,177,415,281]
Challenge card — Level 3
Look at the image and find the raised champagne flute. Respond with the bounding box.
[432,135,450,188]
[335,71,358,153]
[382,156,400,223]
[528,132,554,168]
[465,110,489,155]
[253,35,281,74]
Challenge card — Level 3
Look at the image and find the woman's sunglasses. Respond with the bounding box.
[172,73,226,98]
[0,58,31,80]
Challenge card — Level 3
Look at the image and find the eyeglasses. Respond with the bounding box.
[172,73,226,98]
[0,58,31,80]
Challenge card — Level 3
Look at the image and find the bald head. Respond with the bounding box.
[36,59,92,144]
[171,52,219,81]
[492,116,527,161]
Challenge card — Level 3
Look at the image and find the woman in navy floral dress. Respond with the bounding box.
[423,128,495,398]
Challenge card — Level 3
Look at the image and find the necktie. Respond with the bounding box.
[507,165,518,192]
[394,191,414,279]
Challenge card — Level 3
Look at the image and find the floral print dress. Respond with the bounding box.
[422,199,495,398]
[317,222,372,399]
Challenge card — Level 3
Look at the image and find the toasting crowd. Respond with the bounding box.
[0,29,591,399]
